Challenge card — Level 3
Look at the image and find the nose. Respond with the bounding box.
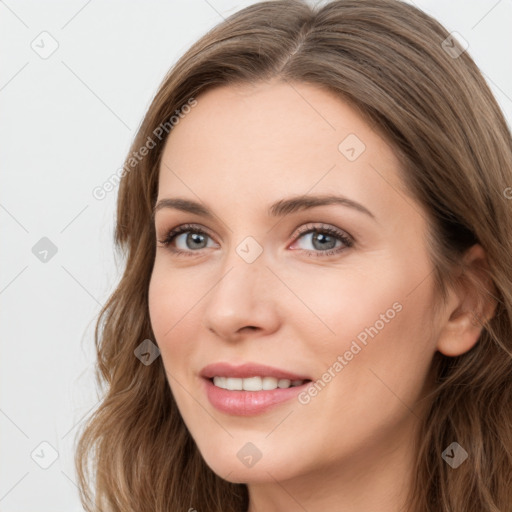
[202,246,281,342]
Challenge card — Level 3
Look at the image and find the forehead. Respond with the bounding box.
[157,81,408,217]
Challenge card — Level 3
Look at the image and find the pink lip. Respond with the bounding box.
[202,378,311,416]
[200,362,312,416]
[200,362,311,381]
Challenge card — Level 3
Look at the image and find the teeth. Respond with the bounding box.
[225,377,242,390]
[212,376,305,391]
[243,376,262,391]
[262,376,277,390]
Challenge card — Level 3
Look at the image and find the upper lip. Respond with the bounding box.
[200,362,311,381]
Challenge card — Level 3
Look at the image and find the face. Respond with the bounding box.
[148,80,440,485]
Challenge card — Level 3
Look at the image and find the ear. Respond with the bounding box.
[436,244,498,357]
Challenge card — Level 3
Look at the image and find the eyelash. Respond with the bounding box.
[157,222,353,258]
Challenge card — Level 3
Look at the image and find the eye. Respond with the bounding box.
[289,223,353,257]
[157,223,217,257]
[157,222,353,258]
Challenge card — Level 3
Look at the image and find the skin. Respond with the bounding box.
[148,80,494,512]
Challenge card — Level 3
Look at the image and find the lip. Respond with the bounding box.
[200,362,311,381]
[200,362,312,416]
[202,378,312,416]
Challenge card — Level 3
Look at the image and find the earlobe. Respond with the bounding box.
[436,244,498,358]
[436,306,488,357]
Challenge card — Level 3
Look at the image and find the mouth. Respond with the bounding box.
[200,361,311,382]
[208,376,309,391]
[200,362,313,416]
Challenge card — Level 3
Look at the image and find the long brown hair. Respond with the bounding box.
[75,1,512,510]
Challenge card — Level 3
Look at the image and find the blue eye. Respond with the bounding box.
[157,224,216,257]
[157,222,353,258]
[290,223,353,257]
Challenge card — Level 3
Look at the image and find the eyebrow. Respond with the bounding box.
[152,194,375,221]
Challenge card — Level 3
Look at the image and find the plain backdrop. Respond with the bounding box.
[1,0,511,510]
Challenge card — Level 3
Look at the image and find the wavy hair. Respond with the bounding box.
[75,0,512,510]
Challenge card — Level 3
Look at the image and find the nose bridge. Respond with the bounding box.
[202,233,279,337]
[211,234,269,310]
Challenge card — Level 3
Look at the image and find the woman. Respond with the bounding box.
[75,0,512,510]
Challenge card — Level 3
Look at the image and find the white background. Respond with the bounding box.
[1,0,511,510]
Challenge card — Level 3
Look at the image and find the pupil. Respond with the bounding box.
[188,233,205,249]
[313,233,335,250]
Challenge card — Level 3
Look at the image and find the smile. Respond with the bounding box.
[200,362,313,415]
[212,376,306,391]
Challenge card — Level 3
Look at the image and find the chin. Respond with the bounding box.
[197,444,305,484]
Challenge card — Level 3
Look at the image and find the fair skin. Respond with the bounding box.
[148,80,494,512]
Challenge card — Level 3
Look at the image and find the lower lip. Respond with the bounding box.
[203,378,311,416]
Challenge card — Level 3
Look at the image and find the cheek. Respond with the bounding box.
[284,272,437,463]
[148,261,195,332]
[321,270,438,423]
[148,268,167,339]
[276,257,431,351]
[148,265,191,362]
[291,256,438,399]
